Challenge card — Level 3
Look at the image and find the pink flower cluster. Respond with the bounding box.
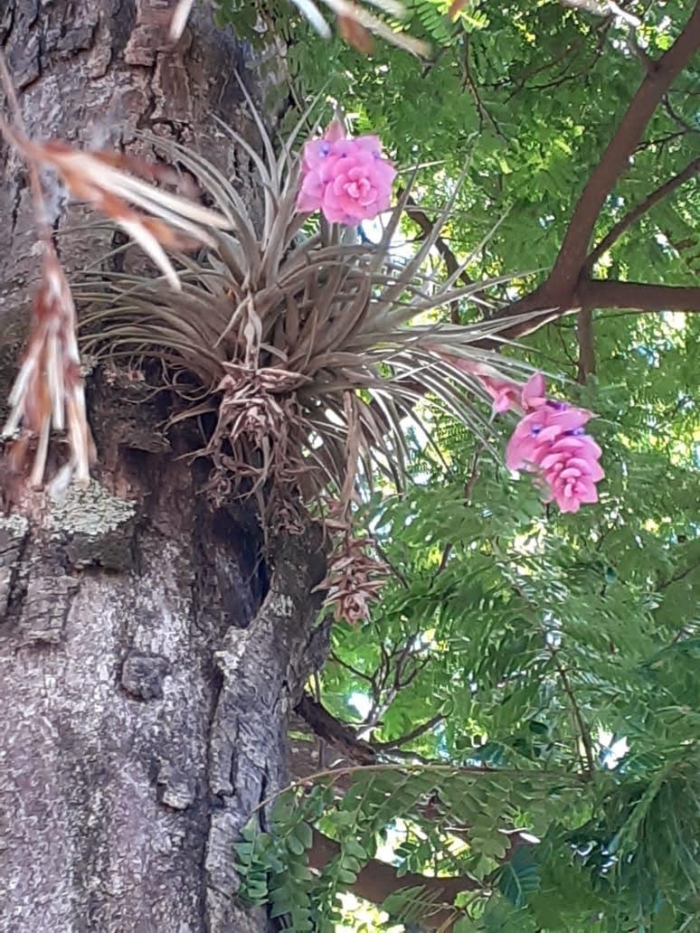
[449,359,604,514]
[296,119,396,226]
[493,372,604,513]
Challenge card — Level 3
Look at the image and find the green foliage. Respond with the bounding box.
[235,794,319,930]
[236,341,700,931]
[235,764,584,928]
[309,311,700,929]
[219,0,698,293]
[210,0,700,929]
[496,847,540,908]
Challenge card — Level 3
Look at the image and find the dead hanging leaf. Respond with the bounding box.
[0,164,205,474]
[447,0,468,18]
[322,0,430,56]
[2,245,95,488]
[2,131,232,291]
[61,146,203,202]
[168,0,428,55]
[315,529,388,625]
[0,46,235,490]
[337,14,375,53]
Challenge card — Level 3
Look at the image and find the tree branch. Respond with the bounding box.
[547,0,700,290]
[374,712,445,751]
[297,691,443,761]
[372,5,700,398]
[576,307,596,384]
[578,279,700,313]
[659,558,700,591]
[308,829,478,929]
[584,155,700,273]
[329,650,374,683]
[478,279,700,347]
[296,692,377,765]
[548,649,595,776]
[479,2,700,341]
[308,818,537,926]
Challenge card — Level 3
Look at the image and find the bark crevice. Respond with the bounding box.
[205,523,327,931]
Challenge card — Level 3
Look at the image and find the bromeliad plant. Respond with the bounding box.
[1,70,604,619]
[78,99,534,520]
[78,100,605,618]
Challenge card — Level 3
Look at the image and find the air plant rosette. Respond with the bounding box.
[1,77,604,623]
[78,105,532,515]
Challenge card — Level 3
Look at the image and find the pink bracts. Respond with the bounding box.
[296,119,396,226]
[451,364,604,514]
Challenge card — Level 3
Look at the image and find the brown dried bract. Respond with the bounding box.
[2,247,95,487]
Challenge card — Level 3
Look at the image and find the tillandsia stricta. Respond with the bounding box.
[0,55,605,620]
[74,86,605,619]
[79,88,532,511]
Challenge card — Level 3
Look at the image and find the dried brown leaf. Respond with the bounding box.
[337,15,375,53]
[2,247,94,486]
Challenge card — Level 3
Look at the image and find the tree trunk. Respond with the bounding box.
[0,4,326,931]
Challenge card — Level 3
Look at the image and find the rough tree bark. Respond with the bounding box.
[0,3,327,931]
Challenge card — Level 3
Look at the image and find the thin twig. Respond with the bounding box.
[254,760,584,815]
[434,442,484,578]
[658,559,700,591]
[330,651,374,683]
[375,712,445,751]
[584,156,700,273]
[373,539,409,588]
[548,647,595,776]
[460,34,506,140]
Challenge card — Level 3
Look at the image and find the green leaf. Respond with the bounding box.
[497,849,541,908]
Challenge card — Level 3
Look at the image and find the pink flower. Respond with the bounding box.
[296,123,396,226]
[537,434,604,512]
[433,360,605,513]
[480,371,548,415]
[445,363,549,416]
[520,372,547,411]
[506,403,604,513]
[440,357,522,414]
[483,377,522,414]
[505,405,591,471]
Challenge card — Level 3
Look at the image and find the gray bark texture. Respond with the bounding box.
[0,3,326,931]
